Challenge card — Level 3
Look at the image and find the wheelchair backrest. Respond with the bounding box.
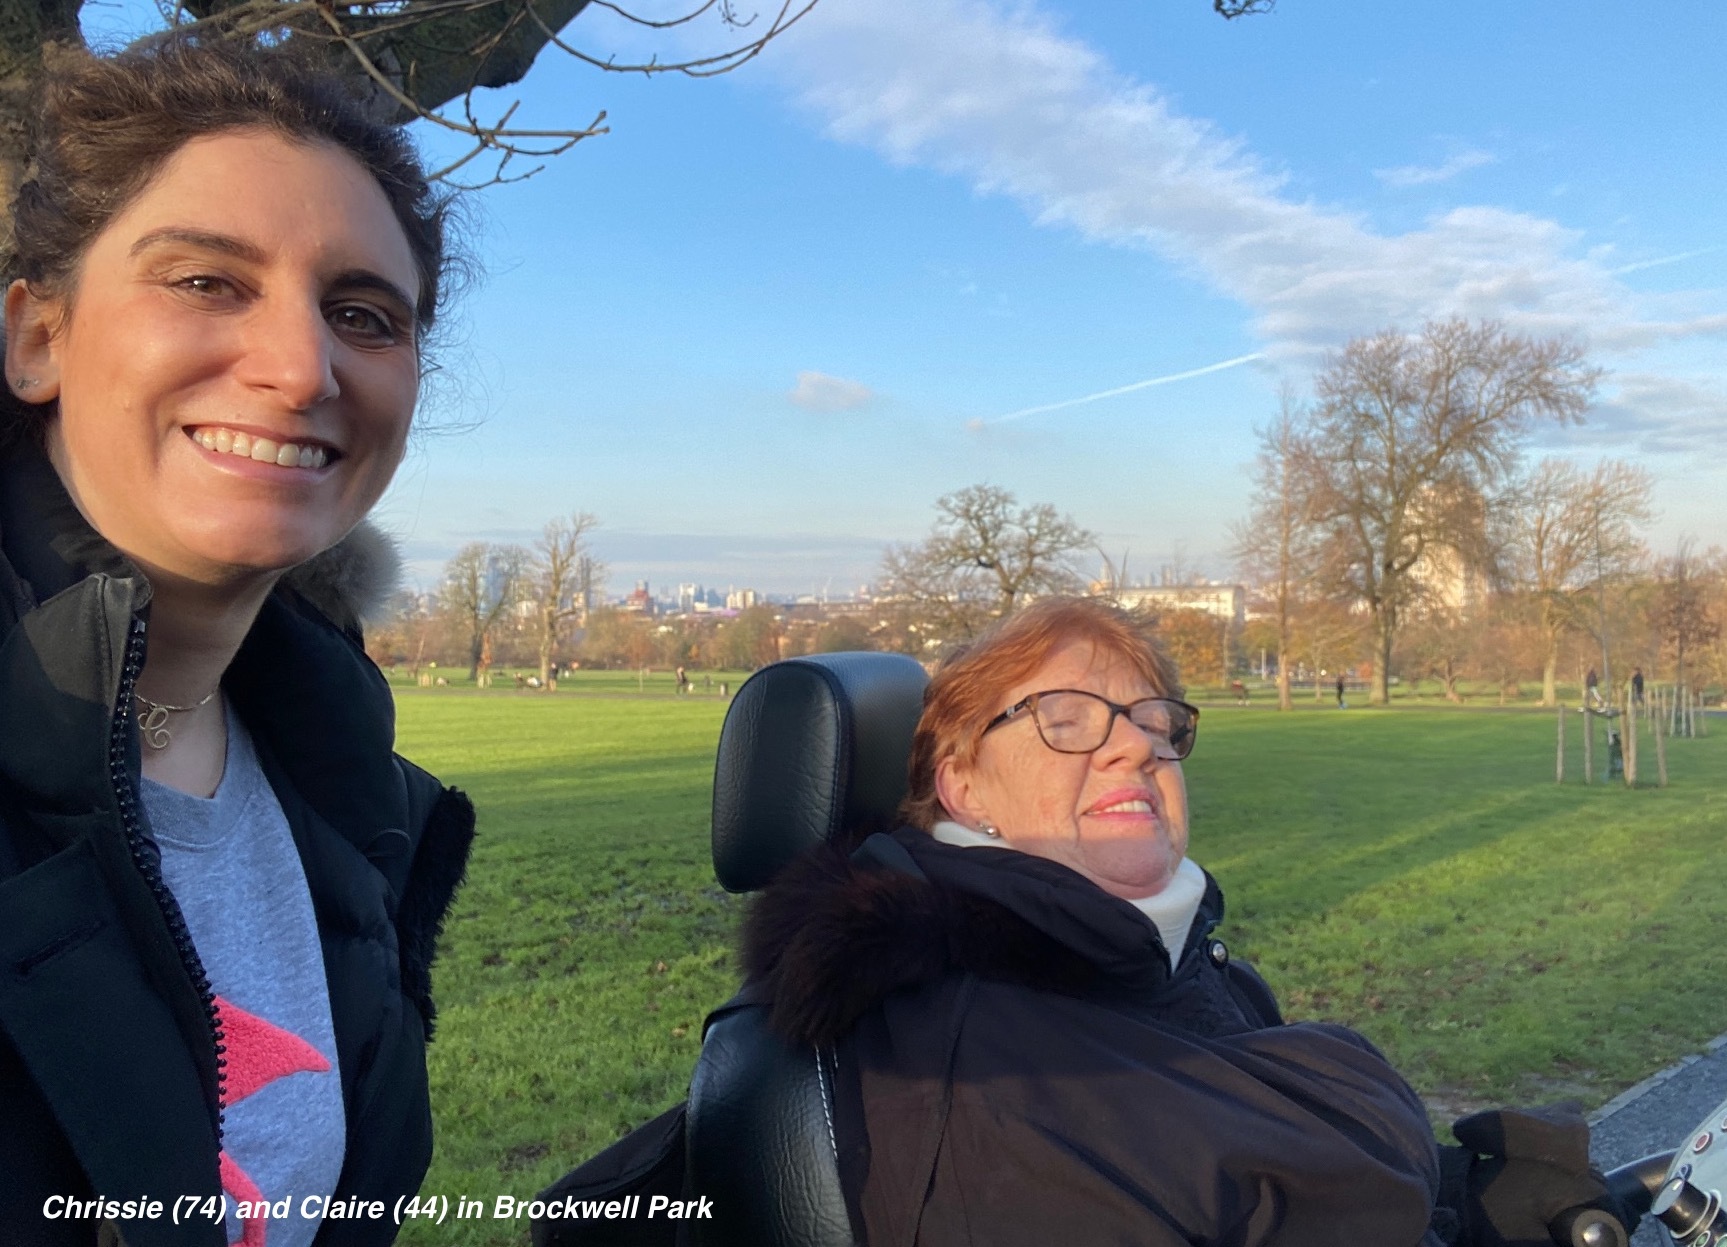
[691,652,928,1247]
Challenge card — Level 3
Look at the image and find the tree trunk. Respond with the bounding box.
[1541,640,1559,708]
[1276,655,1292,711]
[468,633,484,683]
[409,619,428,679]
[538,605,555,689]
[1371,605,1393,705]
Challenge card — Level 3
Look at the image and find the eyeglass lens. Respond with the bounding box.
[1033,692,1195,758]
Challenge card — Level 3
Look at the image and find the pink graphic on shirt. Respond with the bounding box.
[214,995,332,1247]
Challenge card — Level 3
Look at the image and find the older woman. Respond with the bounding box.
[739,597,1629,1247]
[1,37,471,1247]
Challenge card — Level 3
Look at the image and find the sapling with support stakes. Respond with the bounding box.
[1582,703,1594,784]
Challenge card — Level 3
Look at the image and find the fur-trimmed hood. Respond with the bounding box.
[741,827,1231,1047]
[279,520,403,633]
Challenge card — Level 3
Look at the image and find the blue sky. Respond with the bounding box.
[86,0,1727,596]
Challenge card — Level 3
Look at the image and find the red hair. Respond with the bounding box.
[900,596,1183,830]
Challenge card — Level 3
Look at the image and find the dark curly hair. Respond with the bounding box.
[2,34,453,448]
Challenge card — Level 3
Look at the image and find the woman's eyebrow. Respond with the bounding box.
[331,269,418,317]
[127,227,417,314]
[128,226,266,262]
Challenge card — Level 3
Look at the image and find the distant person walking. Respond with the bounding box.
[1585,667,1601,709]
[1335,673,1347,709]
[1631,667,1645,706]
[675,665,689,695]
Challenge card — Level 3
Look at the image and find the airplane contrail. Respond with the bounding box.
[1608,246,1723,276]
[974,352,1264,428]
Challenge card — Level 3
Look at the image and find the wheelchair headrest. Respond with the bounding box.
[711,651,929,893]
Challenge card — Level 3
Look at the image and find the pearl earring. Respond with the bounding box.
[979,823,1000,838]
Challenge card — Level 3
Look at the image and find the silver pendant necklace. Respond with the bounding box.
[135,689,219,750]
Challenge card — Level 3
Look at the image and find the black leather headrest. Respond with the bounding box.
[711,652,928,893]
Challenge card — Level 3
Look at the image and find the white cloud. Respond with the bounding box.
[789,370,876,412]
[1374,148,1496,188]
[1558,374,1727,457]
[770,0,1727,368]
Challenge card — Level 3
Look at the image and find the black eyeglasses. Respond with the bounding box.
[982,690,1200,760]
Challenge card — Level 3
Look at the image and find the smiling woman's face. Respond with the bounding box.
[936,638,1190,901]
[4,127,421,586]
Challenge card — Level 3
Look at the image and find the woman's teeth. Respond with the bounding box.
[1095,799,1154,815]
[193,428,328,469]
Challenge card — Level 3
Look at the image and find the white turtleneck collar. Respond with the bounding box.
[929,821,1207,967]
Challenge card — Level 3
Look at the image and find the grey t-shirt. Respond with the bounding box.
[143,702,346,1247]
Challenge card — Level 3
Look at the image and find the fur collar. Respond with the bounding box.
[742,829,1221,1047]
[279,521,403,632]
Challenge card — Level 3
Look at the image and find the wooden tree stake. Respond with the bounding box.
[1555,703,1565,783]
[1654,695,1668,788]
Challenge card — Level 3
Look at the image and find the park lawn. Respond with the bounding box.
[392,692,1726,1244]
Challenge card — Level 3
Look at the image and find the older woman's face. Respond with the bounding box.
[937,638,1189,901]
[4,128,420,585]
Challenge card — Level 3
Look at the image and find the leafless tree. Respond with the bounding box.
[1292,319,1598,704]
[527,511,603,687]
[881,484,1093,642]
[1287,596,1369,701]
[1504,457,1652,706]
[1653,538,1721,700]
[441,540,528,681]
[1231,387,1319,710]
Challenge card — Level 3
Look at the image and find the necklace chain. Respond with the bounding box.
[135,688,219,751]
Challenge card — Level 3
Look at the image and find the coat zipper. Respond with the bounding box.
[110,614,227,1146]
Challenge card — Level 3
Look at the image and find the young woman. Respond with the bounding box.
[1,37,473,1247]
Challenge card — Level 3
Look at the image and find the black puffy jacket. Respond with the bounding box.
[0,449,475,1247]
[741,827,1449,1247]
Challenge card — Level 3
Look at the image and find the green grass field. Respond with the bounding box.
[392,690,1726,1243]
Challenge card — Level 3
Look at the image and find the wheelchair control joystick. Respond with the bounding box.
[1651,1175,1727,1245]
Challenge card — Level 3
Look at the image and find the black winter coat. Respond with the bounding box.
[740,827,1448,1247]
[0,449,476,1247]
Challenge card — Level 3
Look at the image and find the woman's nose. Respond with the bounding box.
[236,296,338,409]
[1096,709,1160,768]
